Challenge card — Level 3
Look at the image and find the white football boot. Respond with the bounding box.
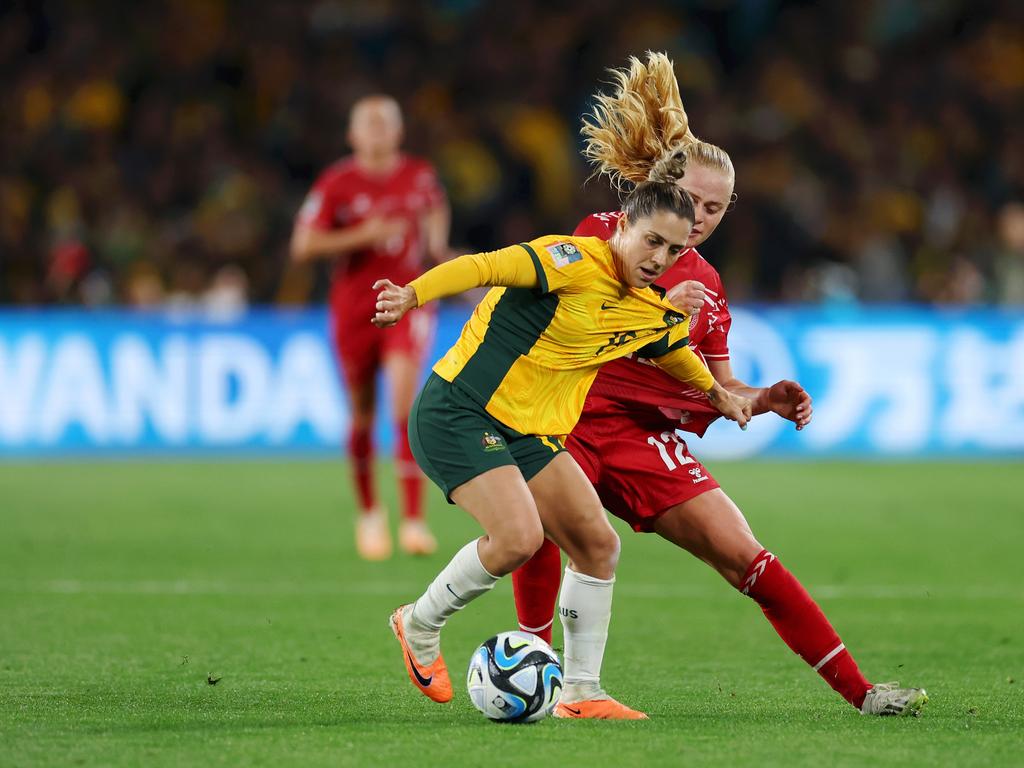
[860,682,929,716]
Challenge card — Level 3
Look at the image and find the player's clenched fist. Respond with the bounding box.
[707,383,753,430]
[665,279,706,316]
[371,279,418,327]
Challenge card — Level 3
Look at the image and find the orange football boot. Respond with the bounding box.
[398,519,438,556]
[389,605,452,703]
[356,507,392,561]
[554,695,648,720]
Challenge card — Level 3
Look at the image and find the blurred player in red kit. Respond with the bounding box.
[291,95,450,560]
[513,54,927,719]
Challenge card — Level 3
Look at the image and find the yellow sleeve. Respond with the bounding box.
[520,237,591,294]
[652,344,715,392]
[409,244,539,305]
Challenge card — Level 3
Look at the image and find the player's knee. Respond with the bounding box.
[348,391,376,425]
[493,521,545,571]
[509,527,546,568]
[598,527,621,571]
[348,411,374,431]
[573,524,620,578]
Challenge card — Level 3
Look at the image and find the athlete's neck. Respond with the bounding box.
[354,152,401,176]
[606,234,631,289]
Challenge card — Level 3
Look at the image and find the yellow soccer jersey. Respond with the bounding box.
[430,234,707,435]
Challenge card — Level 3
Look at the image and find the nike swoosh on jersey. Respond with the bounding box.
[600,301,615,310]
[407,650,433,686]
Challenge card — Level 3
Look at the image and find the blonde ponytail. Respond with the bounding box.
[583,51,734,191]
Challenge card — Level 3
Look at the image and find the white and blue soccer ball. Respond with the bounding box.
[466,631,563,723]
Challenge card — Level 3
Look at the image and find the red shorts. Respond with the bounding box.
[567,410,719,533]
[330,303,436,390]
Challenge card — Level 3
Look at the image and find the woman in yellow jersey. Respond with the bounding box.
[372,153,752,708]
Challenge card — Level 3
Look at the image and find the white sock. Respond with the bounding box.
[558,565,614,701]
[406,539,499,662]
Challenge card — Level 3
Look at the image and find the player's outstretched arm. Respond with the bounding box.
[665,278,801,427]
[422,201,453,263]
[654,346,753,429]
[707,359,813,430]
[371,245,540,327]
[291,217,408,263]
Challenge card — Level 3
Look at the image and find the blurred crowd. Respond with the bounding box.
[2,0,1023,307]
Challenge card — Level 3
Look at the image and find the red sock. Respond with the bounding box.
[395,420,422,520]
[740,549,872,709]
[348,426,375,513]
[511,539,562,645]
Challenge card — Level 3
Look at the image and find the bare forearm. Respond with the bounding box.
[424,203,451,263]
[290,225,373,262]
[658,362,752,429]
[716,376,769,415]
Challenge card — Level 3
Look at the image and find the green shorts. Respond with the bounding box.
[409,373,566,502]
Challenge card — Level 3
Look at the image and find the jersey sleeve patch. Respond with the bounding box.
[545,241,583,269]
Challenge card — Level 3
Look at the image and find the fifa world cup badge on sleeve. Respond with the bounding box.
[546,242,583,269]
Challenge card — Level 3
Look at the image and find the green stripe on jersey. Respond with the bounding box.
[519,242,548,294]
[638,333,689,358]
[452,287,559,408]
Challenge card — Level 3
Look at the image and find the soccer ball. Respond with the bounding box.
[466,631,563,723]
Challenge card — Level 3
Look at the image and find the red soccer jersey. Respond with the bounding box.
[574,211,732,435]
[297,155,445,318]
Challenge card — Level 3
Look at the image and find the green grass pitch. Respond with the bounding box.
[0,460,1021,767]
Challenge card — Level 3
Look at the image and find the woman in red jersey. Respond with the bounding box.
[513,53,928,719]
[291,95,449,561]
